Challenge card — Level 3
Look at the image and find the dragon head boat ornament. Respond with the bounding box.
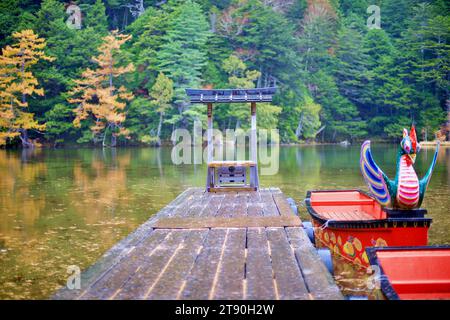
[360,125,440,209]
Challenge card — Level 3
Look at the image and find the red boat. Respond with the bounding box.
[304,190,431,267]
[366,246,450,300]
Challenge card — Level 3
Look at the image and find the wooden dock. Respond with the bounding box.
[54,188,343,300]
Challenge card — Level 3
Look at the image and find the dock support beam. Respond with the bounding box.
[250,102,258,189]
[250,102,257,163]
[206,103,214,190]
[207,103,213,163]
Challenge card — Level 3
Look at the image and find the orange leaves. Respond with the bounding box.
[68,31,134,140]
[0,29,51,145]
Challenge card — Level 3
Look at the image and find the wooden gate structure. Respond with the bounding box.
[186,87,276,192]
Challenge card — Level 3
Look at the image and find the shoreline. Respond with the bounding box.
[2,140,449,150]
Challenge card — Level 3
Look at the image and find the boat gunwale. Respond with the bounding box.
[366,245,450,300]
[304,189,432,229]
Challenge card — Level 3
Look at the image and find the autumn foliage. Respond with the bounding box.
[0,30,53,147]
[68,30,134,147]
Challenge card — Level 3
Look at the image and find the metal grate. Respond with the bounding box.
[218,166,246,185]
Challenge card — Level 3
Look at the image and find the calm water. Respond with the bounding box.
[0,145,449,299]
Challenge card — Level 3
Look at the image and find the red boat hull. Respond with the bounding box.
[312,222,429,267]
[306,190,431,268]
[367,246,450,300]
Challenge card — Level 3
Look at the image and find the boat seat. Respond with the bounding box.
[312,199,375,206]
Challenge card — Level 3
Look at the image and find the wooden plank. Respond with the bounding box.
[78,229,171,299]
[266,228,309,299]
[248,190,262,202]
[180,229,228,300]
[208,161,256,168]
[286,227,343,300]
[158,188,198,218]
[232,192,248,217]
[313,199,374,206]
[206,193,226,217]
[184,190,209,218]
[216,193,237,217]
[196,192,214,217]
[169,189,203,218]
[247,190,263,217]
[246,228,277,299]
[212,228,246,299]
[247,203,264,217]
[209,186,257,192]
[261,190,279,217]
[113,230,189,299]
[146,229,208,300]
[153,216,302,229]
[272,193,295,216]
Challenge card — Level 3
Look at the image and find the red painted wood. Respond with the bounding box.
[310,191,386,220]
[377,249,450,300]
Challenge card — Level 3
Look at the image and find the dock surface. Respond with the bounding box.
[54,188,343,300]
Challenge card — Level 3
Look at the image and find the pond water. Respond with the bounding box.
[0,145,449,299]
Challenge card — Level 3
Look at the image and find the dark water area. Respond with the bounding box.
[0,145,448,299]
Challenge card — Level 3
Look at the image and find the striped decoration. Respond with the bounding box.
[360,141,391,207]
[396,155,419,208]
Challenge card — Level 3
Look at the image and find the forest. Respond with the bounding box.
[0,0,449,147]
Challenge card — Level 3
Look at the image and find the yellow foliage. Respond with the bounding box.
[68,30,134,141]
[0,29,52,146]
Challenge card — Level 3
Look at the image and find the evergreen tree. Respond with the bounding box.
[32,0,109,145]
[334,24,369,106]
[362,29,418,138]
[126,7,169,94]
[149,72,174,146]
[157,0,211,127]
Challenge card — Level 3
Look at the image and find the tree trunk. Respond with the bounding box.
[111,133,117,147]
[19,129,34,148]
[156,112,163,147]
[103,125,109,147]
[446,98,450,141]
[295,114,304,139]
[235,119,241,131]
[210,12,217,33]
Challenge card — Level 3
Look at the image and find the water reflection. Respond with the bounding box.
[0,145,448,299]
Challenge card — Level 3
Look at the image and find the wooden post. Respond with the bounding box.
[250,102,258,189]
[207,103,213,163]
[206,103,214,190]
[250,102,257,163]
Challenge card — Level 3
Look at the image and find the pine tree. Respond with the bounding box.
[232,0,299,87]
[149,72,173,146]
[362,29,418,138]
[82,0,109,34]
[32,0,109,144]
[0,30,54,147]
[220,54,281,130]
[157,0,211,127]
[334,24,369,106]
[68,31,134,147]
[126,7,170,94]
[220,54,260,129]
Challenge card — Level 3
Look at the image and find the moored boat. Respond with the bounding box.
[304,189,431,267]
[366,246,450,300]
